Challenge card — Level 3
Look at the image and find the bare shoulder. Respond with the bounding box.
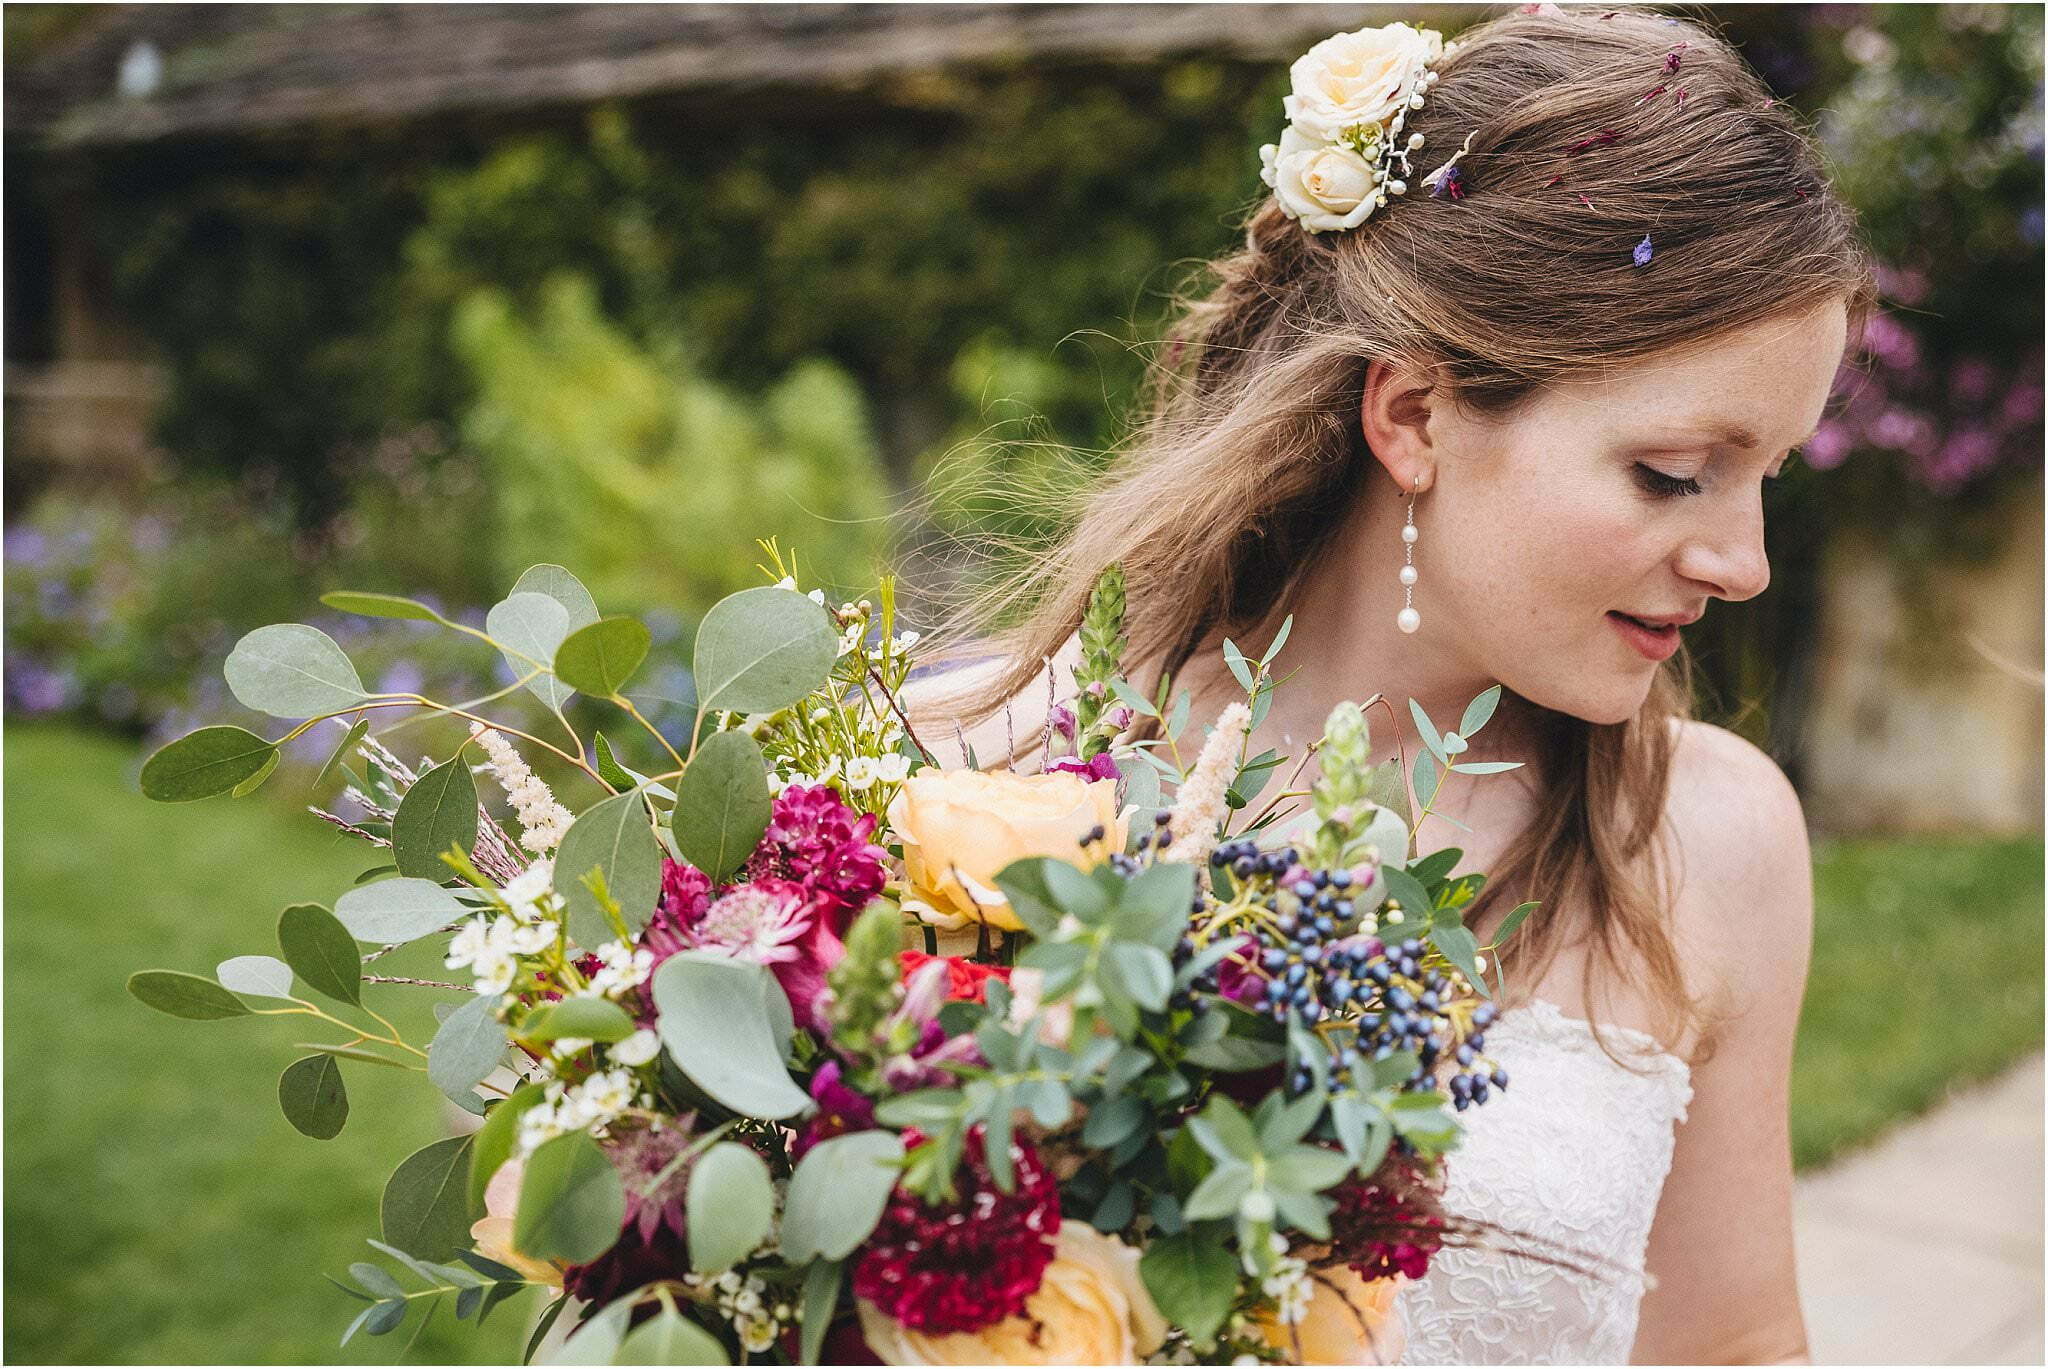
[1660,719,1814,987]
[900,633,1086,771]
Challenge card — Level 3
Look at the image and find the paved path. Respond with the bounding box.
[1795,1055,2044,1365]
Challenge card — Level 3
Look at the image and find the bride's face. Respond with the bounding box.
[1424,298,1850,726]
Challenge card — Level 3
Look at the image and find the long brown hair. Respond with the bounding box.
[906,5,1876,1063]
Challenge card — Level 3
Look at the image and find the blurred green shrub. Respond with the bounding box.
[450,272,892,615]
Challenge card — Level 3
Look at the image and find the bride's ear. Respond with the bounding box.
[1361,356,1440,494]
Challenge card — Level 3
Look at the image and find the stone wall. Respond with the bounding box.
[1802,480,2045,834]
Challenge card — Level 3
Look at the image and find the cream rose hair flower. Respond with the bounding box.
[1257,20,1461,234]
[1285,21,1445,141]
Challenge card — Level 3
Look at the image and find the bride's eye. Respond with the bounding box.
[1632,464,1704,498]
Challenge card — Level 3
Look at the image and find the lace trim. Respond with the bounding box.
[1504,998,1694,1123]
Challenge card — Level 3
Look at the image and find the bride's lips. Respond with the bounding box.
[1606,610,1694,662]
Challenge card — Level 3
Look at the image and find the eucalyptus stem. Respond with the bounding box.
[616,694,685,771]
[364,975,474,991]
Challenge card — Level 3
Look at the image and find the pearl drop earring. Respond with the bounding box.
[1397,480,1421,635]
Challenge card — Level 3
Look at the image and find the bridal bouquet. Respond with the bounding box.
[130,552,1536,1365]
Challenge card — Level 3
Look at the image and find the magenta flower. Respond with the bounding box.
[1047,751,1122,782]
[796,1060,878,1157]
[748,783,889,924]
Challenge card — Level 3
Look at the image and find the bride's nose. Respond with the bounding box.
[1671,494,1771,603]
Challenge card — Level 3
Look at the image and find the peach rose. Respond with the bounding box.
[469,1155,564,1287]
[857,1223,1167,1365]
[887,769,1127,934]
[1284,22,1443,141]
[1256,1266,1406,1365]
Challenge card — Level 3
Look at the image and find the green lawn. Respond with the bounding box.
[4,722,2041,1362]
[1793,831,2044,1169]
[4,723,533,1365]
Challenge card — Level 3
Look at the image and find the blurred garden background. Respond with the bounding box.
[4,3,2042,1363]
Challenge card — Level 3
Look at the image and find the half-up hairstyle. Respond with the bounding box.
[908,4,1877,1064]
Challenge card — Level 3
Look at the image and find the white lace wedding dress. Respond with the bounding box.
[1395,997,1695,1366]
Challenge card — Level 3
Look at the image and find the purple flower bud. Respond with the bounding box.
[1047,704,1076,741]
[1106,705,1135,731]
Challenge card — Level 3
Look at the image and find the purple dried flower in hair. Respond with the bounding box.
[1633,235,1655,268]
[1428,165,1467,200]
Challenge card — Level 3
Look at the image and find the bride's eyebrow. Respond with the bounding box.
[1633,421,1822,450]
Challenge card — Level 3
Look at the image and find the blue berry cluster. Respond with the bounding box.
[1205,838,1509,1108]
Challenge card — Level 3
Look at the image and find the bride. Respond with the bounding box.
[907,6,1868,1364]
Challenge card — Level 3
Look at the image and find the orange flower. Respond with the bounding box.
[887,769,1126,933]
[1255,1266,1406,1365]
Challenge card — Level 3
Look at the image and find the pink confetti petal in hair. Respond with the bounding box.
[1761,98,1778,109]
[1577,192,1595,209]
[1637,83,1668,105]
[1673,87,1690,106]
[1632,235,1655,267]
[1664,42,1690,75]
[1544,174,1566,187]
[1566,128,1624,156]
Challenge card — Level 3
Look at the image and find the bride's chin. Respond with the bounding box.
[1523,675,1656,728]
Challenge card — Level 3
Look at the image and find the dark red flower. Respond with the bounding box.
[899,950,1013,1005]
[562,1220,691,1311]
[851,1126,1060,1335]
[1330,1153,1450,1283]
[1566,128,1624,156]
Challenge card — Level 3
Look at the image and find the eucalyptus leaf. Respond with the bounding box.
[392,757,479,881]
[1408,698,1447,765]
[1450,760,1524,775]
[557,791,663,947]
[1140,1233,1237,1350]
[544,1291,637,1365]
[127,970,250,1020]
[314,717,371,791]
[781,1130,905,1263]
[225,623,366,718]
[139,726,278,802]
[692,586,838,715]
[592,733,635,791]
[488,591,575,712]
[278,1054,349,1139]
[798,1260,843,1367]
[1379,865,1433,929]
[512,563,601,627]
[216,954,294,1001]
[278,903,362,1006]
[469,1084,547,1209]
[334,877,469,944]
[429,993,507,1106]
[1430,922,1490,999]
[381,1136,478,1261]
[554,617,651,697]
[517,996,635,1044]
[670,729,771,882]
[229,749,281,798]
[1104,942,1173,1012]
[515,1131,625,1265]
[1414,747,1442,812]
[1492,901,1539,949]
[651,954,807,1118]
[686,1142,774,1273]
[614,1307,730,1366]
[1460,684,1503,737]
[320,590,448,624]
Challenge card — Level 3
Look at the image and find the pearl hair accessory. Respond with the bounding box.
[1398,479,1422,634]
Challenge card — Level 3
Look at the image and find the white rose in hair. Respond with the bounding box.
[1284,21,1443,141]
[1260,126,1380,233]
